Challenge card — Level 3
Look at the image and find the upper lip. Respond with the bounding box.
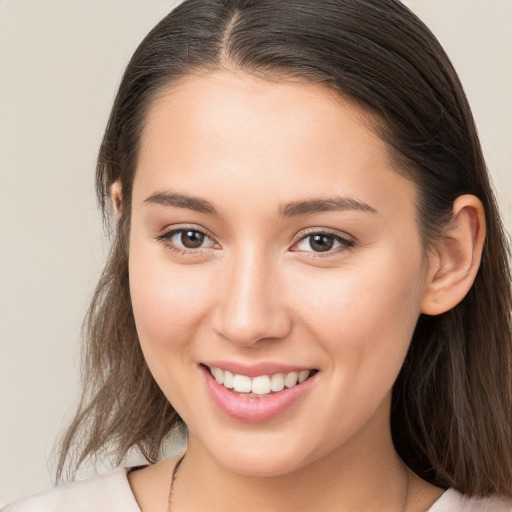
[201,360,316,377]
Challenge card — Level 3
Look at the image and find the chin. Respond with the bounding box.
[191,427,324,477]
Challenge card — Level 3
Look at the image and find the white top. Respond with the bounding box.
[3,467,512,511]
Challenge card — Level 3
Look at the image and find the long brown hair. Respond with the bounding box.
[57,0,512,495]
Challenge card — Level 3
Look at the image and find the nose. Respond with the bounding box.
[211,248,293,347]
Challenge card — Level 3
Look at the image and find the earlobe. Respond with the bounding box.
[421,195,486,316]
[110,180,123,219]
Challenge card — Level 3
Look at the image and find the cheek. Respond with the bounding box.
[128,242,220,418]
[128,239,213,364]
[292,245,425,397]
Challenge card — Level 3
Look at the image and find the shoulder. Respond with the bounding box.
[2,468,140,512]
[429,488,512,511]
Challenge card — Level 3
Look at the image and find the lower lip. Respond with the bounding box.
[201,365,317,423]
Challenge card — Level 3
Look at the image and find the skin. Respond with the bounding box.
[121,69,485,511]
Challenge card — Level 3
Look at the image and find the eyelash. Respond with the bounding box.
[156,226,217,256]
[156,226,355,258]
[291,229,355,258]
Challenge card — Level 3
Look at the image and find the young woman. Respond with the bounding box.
[5,0,511,511]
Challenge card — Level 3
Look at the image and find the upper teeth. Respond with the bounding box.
[209,367,310,396]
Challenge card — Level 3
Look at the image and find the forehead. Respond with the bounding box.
[134,70,416,220]
[141,69,382,163]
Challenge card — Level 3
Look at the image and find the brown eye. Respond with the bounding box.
[157,227,215,254]
[293,231,353,255]
[180,230,205,249]
[309,234,334,252]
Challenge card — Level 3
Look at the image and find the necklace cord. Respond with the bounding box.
[167,453,186,512]
[166,453,410,512]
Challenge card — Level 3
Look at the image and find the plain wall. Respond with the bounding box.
[1,0,510,506]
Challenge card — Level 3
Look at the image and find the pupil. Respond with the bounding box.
[181,230,204,249]
[310,234,334,252]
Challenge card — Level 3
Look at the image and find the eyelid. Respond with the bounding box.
[290,227,355,256]
[292,227,355,243]
[156,224,219,254]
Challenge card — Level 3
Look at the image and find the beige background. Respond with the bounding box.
[0,0,510,506]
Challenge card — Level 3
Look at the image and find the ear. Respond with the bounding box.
[110,180,123,220]
[421,194,486,316]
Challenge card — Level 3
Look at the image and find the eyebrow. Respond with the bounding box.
[278,196,378,217]
[144,192,219,215]
[144,191,377,217]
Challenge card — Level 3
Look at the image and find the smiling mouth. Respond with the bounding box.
[204,365,318,398]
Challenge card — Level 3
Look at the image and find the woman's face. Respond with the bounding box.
[128,70,430,476]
